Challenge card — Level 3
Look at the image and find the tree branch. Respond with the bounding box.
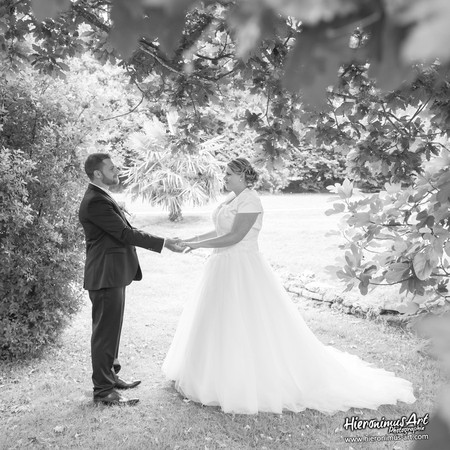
[407,96,432,126]
[366,276,413,286]
[381,103,408,137]
[195,52,234,61]
[72,2,109,33]
[137,41,184,77]
[100,94,145,121]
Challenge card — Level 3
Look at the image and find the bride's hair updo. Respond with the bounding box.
[228,158,259,187]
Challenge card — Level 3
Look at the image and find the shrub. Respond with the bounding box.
[0,72,85,359]
[282,145,347,193]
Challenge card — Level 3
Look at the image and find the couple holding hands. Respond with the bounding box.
[79,153,415,414]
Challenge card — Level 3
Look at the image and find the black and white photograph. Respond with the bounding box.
[1,0,449,449]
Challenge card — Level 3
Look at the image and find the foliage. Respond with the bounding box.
[0,70,86,359]
[58,53,326,193]
[283,145,347,192]
[123,111,224,221]
[2,0,450,179]
[4,0,449,193]
[3,0,450,107]
[325,173,450,315]
[309,63,450,186]
[57,52,169,187]
[60,54,147,159]
[324,66,450,314]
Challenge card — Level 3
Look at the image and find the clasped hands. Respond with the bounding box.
[164,237,200,253]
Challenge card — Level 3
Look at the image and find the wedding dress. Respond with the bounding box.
[162,188,415,414]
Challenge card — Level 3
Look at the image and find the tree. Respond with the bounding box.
[2,0,450,107]
[124,110,224,221]
[2,0,448,188]
[3,1,449,185]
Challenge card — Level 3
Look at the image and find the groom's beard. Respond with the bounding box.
[102,174,120,186]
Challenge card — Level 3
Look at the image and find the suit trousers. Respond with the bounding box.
[89,286,126,397]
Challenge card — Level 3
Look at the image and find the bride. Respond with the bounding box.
[162,158,415,414]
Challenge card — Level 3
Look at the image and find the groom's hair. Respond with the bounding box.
[84,153,111,180]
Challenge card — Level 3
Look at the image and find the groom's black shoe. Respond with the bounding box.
[94,390,139,406]
[115,377,141,390]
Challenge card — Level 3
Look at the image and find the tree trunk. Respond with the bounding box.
[169,204,183,222]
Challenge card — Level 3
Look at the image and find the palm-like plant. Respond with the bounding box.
[123,111,224,221]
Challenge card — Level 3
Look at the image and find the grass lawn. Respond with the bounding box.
[0,193,444,449]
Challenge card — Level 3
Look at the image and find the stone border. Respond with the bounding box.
[278,270,416,329]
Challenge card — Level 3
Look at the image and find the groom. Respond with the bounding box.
[79,153,182,406]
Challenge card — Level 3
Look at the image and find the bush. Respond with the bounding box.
[282,145,347,193]
[0,72,85,359]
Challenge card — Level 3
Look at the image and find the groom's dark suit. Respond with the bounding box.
[79,183,164,398]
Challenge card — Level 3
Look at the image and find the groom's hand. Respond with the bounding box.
[164,238,184,253]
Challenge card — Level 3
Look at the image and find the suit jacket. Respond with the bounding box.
[78,184,165,290]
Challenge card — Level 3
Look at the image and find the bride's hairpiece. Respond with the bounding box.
[228,158,259,187]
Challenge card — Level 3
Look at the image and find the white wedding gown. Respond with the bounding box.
[162,188,415,414]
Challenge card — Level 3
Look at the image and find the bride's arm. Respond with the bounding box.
[185,213,259,249]
[184,230,217,242]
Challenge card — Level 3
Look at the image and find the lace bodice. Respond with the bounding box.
[212,188,263,253]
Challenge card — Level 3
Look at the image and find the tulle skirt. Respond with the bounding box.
[162,249,415,414]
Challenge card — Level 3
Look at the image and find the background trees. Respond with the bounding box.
[4,0,449,170]
[5,0,448,185]
[4,0,450,103]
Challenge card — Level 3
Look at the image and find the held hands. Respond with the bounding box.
[164,237,185,253]
[164,237,201,253]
